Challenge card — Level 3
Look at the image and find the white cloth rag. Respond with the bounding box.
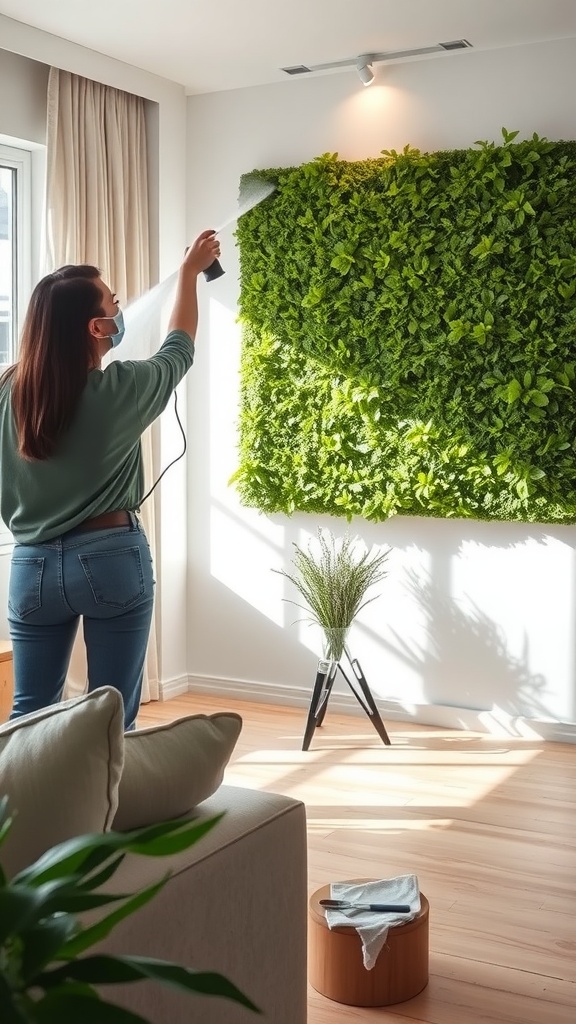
[325,875,420,970]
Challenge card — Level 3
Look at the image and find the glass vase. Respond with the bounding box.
[321,627,350,663]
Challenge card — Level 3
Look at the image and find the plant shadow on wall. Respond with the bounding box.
[391,564,551,725]
[234,129,576,526]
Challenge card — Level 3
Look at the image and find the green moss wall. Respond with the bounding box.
[234,131,576,523]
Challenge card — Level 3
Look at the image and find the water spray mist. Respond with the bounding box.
[203,176,276,281]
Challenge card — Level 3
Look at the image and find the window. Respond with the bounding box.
[0,144,32,544]
[0,144,32,369]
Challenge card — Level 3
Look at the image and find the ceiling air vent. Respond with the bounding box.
[439,39,472,50]
[282,65,312,76]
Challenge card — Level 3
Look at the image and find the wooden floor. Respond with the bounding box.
[137,694,576,1023]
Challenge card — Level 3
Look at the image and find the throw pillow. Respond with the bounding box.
[0,686,125,878]
[112,712,242,831]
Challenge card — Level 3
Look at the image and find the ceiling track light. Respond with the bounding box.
[281,39,473,81]
[356,55,375,87]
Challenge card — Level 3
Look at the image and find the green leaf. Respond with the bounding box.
[0,888,49,945]
[0,974,29,1023]
[0,796,13,855]
[301,285,325,307]
[506,379,522,403]
[20,915,78,983]
[30,987,151,1024]
[15,817,223,887]
[516,479,529,499]
[558,280,576,300]
[330,254,354,274]
[74,855,126,893]
[507,327,523,343]
[502,127,520,144]
[41,956,261,1013]
[0,878,137,941]
[54,878,168,959]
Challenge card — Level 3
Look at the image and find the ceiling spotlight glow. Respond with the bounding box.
[356,56,375,87]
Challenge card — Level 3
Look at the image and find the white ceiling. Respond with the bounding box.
[1,0,575,95]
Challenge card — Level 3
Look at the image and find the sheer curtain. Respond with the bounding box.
[46,67,160,703]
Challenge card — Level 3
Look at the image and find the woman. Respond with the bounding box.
[0,229,220,730]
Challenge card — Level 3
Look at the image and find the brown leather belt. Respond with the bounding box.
[79,511,132,531]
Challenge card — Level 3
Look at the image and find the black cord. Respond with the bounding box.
[138,391,186,506]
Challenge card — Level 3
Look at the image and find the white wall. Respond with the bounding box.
[0,49,48,287]
[0,17,189,685]
[185,37,576,740]
[0,48,48,142]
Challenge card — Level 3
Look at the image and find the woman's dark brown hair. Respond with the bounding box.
[1,265,103,460]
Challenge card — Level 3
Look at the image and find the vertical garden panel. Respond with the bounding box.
[235,131,576,523]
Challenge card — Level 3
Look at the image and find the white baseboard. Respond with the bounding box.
[184,673,576,744]
[159,675,190,700]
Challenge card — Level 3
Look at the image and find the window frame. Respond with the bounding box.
[0,143,32,548]
[0,143,32,364]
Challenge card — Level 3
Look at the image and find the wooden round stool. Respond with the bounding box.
[308,882,429,1006]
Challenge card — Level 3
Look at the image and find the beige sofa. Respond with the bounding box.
[99,785,308,1023]
[0,686,308,1024]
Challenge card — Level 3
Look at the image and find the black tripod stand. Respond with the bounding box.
[302,646,391,751]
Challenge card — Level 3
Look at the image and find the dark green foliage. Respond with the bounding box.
[0,799,259,1022]
[234,129,576,523]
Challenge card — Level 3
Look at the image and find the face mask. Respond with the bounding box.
[109,309,125,348]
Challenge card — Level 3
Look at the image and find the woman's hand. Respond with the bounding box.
[168,230,221,337]
[182,230,221,275]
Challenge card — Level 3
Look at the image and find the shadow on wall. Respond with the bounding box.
[265,513,570,723]
[389,564,550,722]
[347,515,576,724]
[358,513,576,554]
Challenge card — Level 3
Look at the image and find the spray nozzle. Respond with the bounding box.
[203,258,225,282]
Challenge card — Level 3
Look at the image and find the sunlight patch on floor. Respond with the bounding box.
[306,816,454,835]
[227,744,540,806]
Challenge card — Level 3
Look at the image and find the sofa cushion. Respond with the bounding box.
[0,686,124,878]
[112,712,243,831]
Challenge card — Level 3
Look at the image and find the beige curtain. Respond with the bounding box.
[46,67,160,703]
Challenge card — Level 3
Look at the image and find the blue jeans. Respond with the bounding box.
[7,513,155,731]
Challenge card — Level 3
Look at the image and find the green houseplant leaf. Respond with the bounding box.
[0,804,260,1021]
[40,955,258,1009]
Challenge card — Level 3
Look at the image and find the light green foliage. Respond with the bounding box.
[0,799,258,1023]
[234,130,576,523]
[276,529,389,660]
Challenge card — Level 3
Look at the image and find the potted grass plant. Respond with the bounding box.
[277,528,390,662]
[0,798,258,1023]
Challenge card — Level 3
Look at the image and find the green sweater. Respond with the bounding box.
[0,330,194,544]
